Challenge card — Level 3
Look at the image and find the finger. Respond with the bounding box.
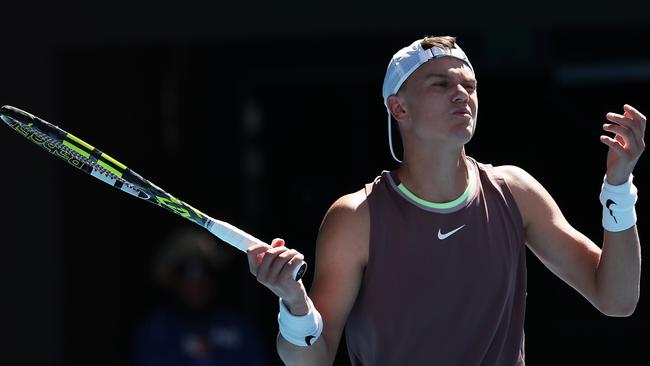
[280,251,306,280]
[606,113,643,140]
[603,123,638,149]
[600,135,626,157]
[266,249,301,283]
[256,246,290,282]
[624,105,647,144]
[624,104,647,124]
[246,244,270,276]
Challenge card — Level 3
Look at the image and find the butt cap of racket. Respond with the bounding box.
[292,261,308,282]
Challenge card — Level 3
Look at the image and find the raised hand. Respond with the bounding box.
[601,104,646,185]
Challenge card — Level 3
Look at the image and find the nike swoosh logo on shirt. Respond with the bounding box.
[437,224,466,240]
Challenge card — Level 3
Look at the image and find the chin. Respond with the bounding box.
[451,122,475,144]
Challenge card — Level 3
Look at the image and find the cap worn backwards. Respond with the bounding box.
[381,39,474,108]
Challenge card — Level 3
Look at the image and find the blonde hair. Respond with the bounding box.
[420,35,457,50]
[397,36,460,93]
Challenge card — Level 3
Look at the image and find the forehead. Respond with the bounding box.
[410,56,475,81]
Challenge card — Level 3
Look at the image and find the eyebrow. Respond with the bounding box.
[424,73,477,83]
[424,73,451,79]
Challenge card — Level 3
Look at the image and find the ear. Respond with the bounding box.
[387,95,408,123]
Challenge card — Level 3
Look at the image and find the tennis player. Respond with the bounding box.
[246,35,644,365]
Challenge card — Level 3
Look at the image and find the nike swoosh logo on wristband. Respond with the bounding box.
[606,199,618,223]
[305,335,316,346]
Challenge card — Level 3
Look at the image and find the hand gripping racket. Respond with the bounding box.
[0,105,307,281]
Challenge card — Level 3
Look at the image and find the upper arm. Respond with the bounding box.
[497,165,602,305]
[307,189,369,363]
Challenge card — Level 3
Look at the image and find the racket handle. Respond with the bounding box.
[206,219,307,281]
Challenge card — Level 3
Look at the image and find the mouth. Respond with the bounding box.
[451,108,472,118]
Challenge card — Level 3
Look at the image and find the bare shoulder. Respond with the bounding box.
[494,164,537,192]
[494,164,553,227]
[326,187,368,219]
[317,187,369,262]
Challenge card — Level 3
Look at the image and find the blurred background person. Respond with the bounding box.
[131,225,271,366]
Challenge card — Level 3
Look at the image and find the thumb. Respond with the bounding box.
[271,238,286,248]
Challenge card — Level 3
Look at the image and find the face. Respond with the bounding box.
[390,56,478,146]
[173,259,215,310]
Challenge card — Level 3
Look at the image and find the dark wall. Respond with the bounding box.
[1,2,650,365]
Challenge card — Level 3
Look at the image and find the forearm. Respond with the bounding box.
[595,226,641,316]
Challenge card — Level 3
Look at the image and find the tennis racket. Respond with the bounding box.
[0,105,307,281]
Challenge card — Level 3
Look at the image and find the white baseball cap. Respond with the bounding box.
[382,38,474,162]
[382,39,474,107]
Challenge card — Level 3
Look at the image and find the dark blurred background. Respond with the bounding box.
[1,1,649,365]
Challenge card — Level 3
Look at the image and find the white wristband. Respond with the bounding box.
[278,298,323,347]
[599,174,638,232]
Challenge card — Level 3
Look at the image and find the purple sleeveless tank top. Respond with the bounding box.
[344,157,527,366]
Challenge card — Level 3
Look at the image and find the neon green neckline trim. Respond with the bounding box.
[397,170,476,209]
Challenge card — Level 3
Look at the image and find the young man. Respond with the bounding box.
[246,36,644,365]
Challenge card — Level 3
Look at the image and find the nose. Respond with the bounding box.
[451,84,470,103]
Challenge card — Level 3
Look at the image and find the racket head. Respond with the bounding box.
[0,105,209,227]
[1,105,148,195]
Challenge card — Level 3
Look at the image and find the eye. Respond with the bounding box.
[432,82,448,88]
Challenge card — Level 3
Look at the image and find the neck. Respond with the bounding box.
[396,147,470,203]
